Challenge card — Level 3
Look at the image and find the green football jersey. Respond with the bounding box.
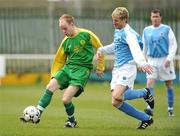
[51,28,105,76]
[63,31,95,69]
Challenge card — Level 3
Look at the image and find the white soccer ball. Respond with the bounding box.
[23,106,40,123]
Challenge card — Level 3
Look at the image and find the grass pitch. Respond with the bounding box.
[0,83,180,136]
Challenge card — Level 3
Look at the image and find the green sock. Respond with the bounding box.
[64,102,75,122]
[37,89,53,116]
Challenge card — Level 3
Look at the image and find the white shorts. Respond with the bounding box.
[111,64,137,90]
[146,57,176,81]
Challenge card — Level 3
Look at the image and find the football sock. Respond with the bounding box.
[37,89,53,115]
[118,102,150,121]
[123,88,147,100]
[64,102,75,122]
[167,87,174,109]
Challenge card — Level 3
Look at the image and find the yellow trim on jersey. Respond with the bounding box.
[79,28,105,72]
[51,28,105,76]
[51,37,68,76]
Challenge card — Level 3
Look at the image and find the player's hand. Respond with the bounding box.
[96,50,102,60]
[96,70,104,77]
[164,59,170,68]
[141,64,153,75]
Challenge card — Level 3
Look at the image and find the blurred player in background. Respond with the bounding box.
[20,14,105,128]
[142,9,177,117]
[96,7,154,129]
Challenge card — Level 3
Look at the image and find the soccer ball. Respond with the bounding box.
[23,106,40,123]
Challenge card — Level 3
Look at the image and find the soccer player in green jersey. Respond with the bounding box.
[20,14,105,128]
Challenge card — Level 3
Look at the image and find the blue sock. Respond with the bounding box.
[167,87,174,108]
[124,88,147,100]
[118,102,150,121]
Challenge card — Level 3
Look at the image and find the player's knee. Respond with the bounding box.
[62,97,70,104]
[147,79,155,88]
[112,97,123,108]
[165,80,173,88]
[46,79,59,91]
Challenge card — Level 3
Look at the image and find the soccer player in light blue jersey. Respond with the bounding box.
[142,9,177,117]
[96,7,154,129]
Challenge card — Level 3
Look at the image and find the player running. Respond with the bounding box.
[96,7,154,129]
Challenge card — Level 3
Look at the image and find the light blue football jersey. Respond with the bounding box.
[143,24,170,58]
[113,24,143,67]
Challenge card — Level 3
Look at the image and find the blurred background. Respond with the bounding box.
[0,0,179,85]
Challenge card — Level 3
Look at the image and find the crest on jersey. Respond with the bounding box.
[80,40,86,46]
[73,40,86,53]
[160,32,164,36]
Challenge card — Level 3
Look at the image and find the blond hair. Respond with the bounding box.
[112,7,129,21]
[59,14,75,24]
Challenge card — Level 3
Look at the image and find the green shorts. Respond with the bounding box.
[53,65,91,97]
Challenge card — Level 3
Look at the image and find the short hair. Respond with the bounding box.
[59,14,75,24]
[151,9,162,16]
[112,7,129,20]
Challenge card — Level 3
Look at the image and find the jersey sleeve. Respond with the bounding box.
[89,31,105,72]
[126,31,148,67]
[98,43,114,54]
[142,29,148,58]
[51,38,67,76]
[167,28,177,61]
